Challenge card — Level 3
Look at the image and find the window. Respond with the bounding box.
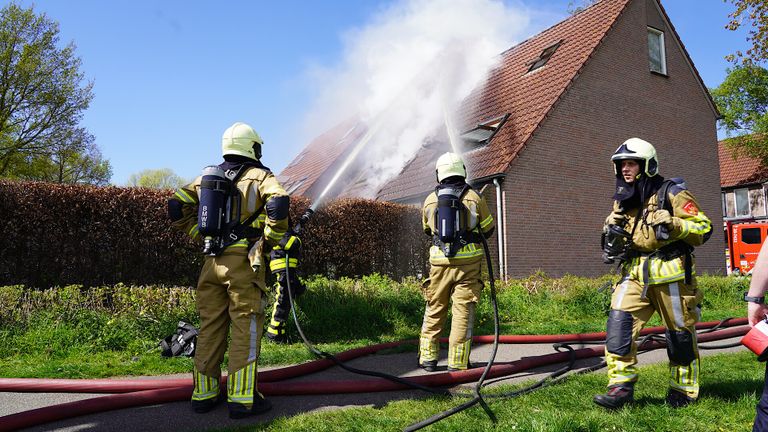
[527,41,562,73]
[735,188,750,217]
[743,228,762,245]
[459,114,510,147]
[724,192,735,218]
[285,177,307,195]
[648,27,666,75]
[752,188,767,217]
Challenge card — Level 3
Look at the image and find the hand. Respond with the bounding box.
[604,212,626,227]
[648,209,673,227]
[749,302,768,327]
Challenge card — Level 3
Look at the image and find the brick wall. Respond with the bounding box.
[499,0,724,277]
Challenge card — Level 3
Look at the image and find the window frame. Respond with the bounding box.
[526,40,562,73]
[647,26,667,75]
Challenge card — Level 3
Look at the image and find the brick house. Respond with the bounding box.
[280,0,725,278]
[719,140,768,222]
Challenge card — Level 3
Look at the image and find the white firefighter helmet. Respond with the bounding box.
[222,122,264,160]
[611,137,659,177]
[435,152,466,182]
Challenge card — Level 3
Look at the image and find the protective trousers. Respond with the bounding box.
[753,363,768,432]
[192,253,267,410]
[419,261,482,370]
[605,277,703,398]
[266,247,306,342]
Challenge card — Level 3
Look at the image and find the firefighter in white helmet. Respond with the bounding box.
[168,121,298,418]
[418,152,495,372]
[594,137,712,409]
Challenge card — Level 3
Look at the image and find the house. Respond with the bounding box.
[719,139,768,221]
[280,0,725,278]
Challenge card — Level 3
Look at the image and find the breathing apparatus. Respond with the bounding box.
[159,321,199,358]
[198,166,240,255]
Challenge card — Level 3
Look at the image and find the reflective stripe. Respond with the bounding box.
[174,189,197,204]
[228,362,257,403]
[449,339,471,369]
[270,258,298,271]
[613,278,630,309]
[264,226,285,243]
[192,369,219,401]
[669,282,685,329]
[284,236,297,250]
[188,224,199,238]
[248,314,259,363]
[480,214,493,229]
[419,337,439,362]
[429,243,484,262]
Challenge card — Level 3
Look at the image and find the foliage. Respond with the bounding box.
[726,0,768,65]
[127,168,187,189]
[567,0,599,15]
[711,64,768,165]
[0,3,109,184]
[0,274,749,378]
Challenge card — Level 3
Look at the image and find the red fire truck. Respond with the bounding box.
[726,221,768,275]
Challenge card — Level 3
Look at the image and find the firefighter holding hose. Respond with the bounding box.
[167,122,299,418]
[418,152,495,372]
[595,138,712,409]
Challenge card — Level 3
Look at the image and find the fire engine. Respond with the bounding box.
[725,220,768,275]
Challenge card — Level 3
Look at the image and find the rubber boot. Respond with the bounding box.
[593,383,634,409]
[191,393,222,413]
[419,359,438,372]
[266,321,288,344]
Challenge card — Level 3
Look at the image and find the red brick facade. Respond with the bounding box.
[493,0,723,276]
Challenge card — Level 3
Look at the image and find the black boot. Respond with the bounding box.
[593,384,634,409]
[266,322,288,344]
[229,393,273,419]
[666,390,695,408]
[191,393,223,414]
[419,360,437,372]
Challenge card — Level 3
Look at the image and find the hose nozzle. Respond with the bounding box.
[294,208,314,234]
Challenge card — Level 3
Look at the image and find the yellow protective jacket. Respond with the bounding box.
[422,185,495,266]
[608,179,711,285]
[170,165,289,254]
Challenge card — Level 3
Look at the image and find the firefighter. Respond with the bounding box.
[418,152,495,372]
[168,122,296,418]
[746,240,768,432]
[264,226,306,343]
[594,137,712,409]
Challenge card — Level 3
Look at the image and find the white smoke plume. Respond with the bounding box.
[302,0,533,200]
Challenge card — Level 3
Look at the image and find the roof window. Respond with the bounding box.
[460,114,510,147]
[527,41,562,73]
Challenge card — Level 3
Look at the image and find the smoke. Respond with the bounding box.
[303,0,532,199]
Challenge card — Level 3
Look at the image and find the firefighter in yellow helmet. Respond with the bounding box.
[594,138,712,409]
[418,152,495,372]
[168,122,297,418]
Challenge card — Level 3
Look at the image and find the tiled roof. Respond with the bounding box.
[277,118,367,198]
[718,140,768,188]
[377,0,631,201]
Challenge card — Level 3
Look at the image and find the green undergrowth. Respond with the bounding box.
[0,273,749,378]
[215,351,761,432]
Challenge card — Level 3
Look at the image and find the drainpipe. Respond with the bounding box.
[493,178,505,281]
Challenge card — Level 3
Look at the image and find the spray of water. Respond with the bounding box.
[302,0,533,207]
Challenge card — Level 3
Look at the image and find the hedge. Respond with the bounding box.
[0,180,430,288]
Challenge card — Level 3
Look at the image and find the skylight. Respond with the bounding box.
[527,41,562,73]
[460,114,510,147]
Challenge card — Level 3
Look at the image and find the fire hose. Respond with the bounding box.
[0,320,750,431]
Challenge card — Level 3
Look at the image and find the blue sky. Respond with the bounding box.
[12,0,750,185]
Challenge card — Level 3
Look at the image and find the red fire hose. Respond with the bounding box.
[0,319,750,431]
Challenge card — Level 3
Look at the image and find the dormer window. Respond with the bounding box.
[460,114,510,147]
[285,177,307,195]
[527,41,562,73]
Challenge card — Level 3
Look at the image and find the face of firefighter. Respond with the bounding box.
[620,160,641,183]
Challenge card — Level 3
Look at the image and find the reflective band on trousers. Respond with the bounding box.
[419,338,439,362]
[192,369,219,401]
[269,258,298,271]
[228,362,257,404]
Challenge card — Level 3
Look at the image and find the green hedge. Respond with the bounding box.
[0,180,429,287]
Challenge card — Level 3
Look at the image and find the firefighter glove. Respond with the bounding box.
[604,212,626,229]
[648,209,673,227]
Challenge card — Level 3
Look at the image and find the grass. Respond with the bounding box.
[0,273,751,378]
[213,351,762,432]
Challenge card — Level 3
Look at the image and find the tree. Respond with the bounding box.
[127,168,187,189]
[0,3,108,184]
[711,64,768,164]
[725,0,768,65]
[567,0,599,15]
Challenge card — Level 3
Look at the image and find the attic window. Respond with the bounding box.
[527,41,562,73]
[648,27,667,75]
[460,113,510,147]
